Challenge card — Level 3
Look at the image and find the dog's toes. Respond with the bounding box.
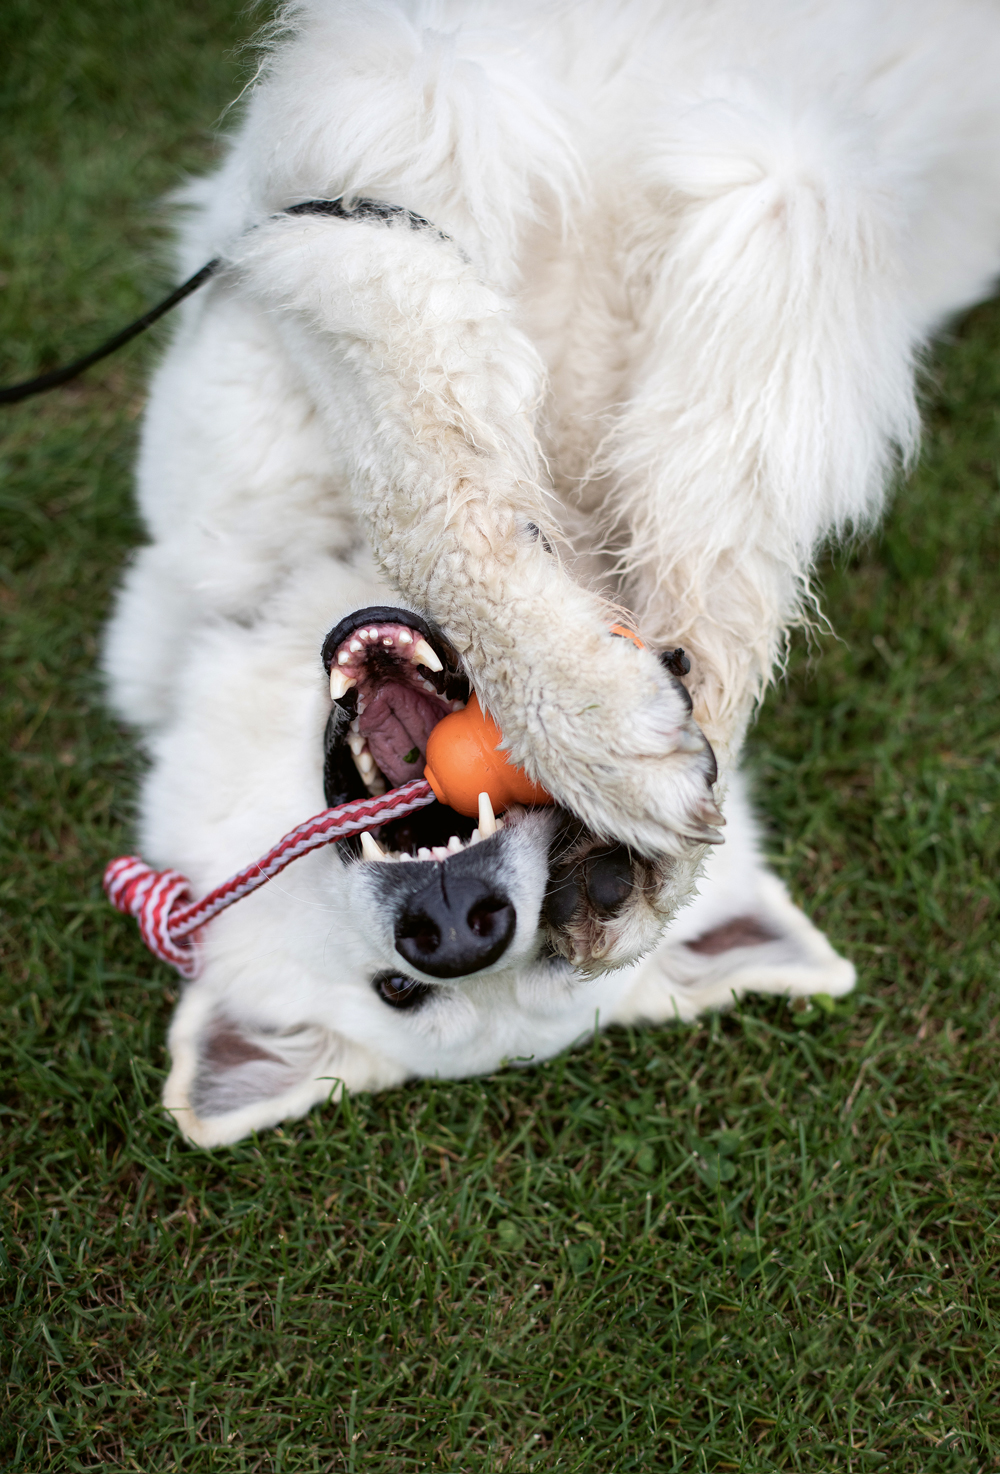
[536,693,723,860]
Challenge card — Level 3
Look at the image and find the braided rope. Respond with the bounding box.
[103,779,436,978]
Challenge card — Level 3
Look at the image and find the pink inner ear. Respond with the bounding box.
[685,915,779,956]
[204,1022,283,1069]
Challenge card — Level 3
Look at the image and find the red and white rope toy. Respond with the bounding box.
[103,779,436,979]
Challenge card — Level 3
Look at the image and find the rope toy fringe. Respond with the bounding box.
[103,779,436,979]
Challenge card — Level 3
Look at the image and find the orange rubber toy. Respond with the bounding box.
[423,695,553,818]
[423,626,646,819]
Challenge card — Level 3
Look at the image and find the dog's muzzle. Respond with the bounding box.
[394,864,516,977]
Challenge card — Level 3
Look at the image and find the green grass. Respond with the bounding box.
[2,3,999,1469]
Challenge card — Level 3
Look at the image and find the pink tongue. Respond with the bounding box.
[359,684,443,786]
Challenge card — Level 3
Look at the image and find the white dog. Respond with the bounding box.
[105,0,1000,1146]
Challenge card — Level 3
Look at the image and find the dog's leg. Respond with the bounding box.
[221,211,719,859]
[597,91,921,769]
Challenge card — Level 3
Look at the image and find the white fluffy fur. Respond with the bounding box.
[104,0,1000,1146]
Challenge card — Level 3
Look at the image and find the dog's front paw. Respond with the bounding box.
[481,620,724,859]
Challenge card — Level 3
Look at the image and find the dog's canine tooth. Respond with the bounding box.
[410,638,443,673]
[360,831,385,862]
[329,669,357,700]
[478,791,498,838]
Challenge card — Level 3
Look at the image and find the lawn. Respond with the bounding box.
[1,2,998,1469]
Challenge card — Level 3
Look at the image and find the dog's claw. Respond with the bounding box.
[683,823,725,845]
[671,726,707,755]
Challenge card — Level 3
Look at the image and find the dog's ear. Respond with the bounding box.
[618,777,856,1023]
[162,996,369,1148]
[622,866,855,1025]
[670,864,855,998]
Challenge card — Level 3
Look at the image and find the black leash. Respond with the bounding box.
[0,197,447,407]
[0,260,219,406]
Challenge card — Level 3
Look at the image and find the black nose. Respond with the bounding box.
[394,870,516,978]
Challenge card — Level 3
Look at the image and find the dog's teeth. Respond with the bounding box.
[367,627,379,640]
[411,638,443,673]
[329,669,357,700]
[470,829,481,845]
[351,745,383,792]
[347,733,365,755]
[349,639,363,653]
[382,637,393,646]
[337,650,352,666]
[431,845,450,861]
[477,791,498,838]
[398,630,412,645]
[447,834,463,853]
[360,831,385,862]
[417,847,432,861]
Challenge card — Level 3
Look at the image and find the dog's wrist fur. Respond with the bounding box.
[225,213,719,853]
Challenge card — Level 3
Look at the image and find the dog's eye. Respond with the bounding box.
[371,971,432,1010]
[584,847,634,917]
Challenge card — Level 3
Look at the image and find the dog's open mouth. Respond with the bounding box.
[321,606,503,861]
